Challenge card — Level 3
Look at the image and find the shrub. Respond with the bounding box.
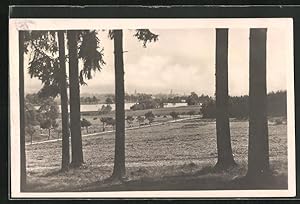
[105,117,116,130]
[170,111,179,121]
[81,118,92,133]
[145,111,155,125]
[136,116,145,127]
[201,100,216,118]
[126,115,135,127]
[98,104,112,115]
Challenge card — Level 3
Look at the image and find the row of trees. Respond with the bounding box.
[129,92,211,110]
[87,110,194,134]
[129,94,163,110]
[20,29,158,188]
[125,92,211,105]
[20,30,104,189]
[93,117,116,131]
[80,96,113,105]
[80,96,100,104]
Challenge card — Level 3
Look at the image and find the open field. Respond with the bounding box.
[25,116,288,192]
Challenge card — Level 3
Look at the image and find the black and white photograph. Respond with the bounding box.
[9,18,295,198]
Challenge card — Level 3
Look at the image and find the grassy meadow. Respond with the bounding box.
[25,106,288,191]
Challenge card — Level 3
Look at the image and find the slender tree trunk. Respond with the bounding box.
[30,133,33,144]
[58,30,70,171]
[19,30,26,191]
[48,129,51,140]
[215,28,236,170]
[112,30,126,180]
[67,30,84,167]
[247,28,270,179]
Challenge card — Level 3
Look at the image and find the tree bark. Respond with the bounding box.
[19,30,26,191]
[58,30,70,171]
[67,30,84,167]
[112,30,126,180]
[215,28,236,170]
[247,28,270,178]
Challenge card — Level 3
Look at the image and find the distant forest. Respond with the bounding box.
[25,92,211,105]
[201,90,287,118]
[25,90,287,118]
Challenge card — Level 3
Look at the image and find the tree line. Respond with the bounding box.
[201,90,287,119]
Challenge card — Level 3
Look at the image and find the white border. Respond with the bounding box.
[9,18,296,198]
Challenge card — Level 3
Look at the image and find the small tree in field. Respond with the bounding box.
[170,111,179,121]
[186,92,199,105]
[25,126,36,144]
[126,116,134,127]
[52,120,59,137]
[100,117,110,131]
[137,116,145,127]
[81,118,92,133]
[187,110,196,118]
[99,104,112,115]
[38,98,59,140]
[40,119,52,140]
[56,126,62,139]
[105,97,113,104]
[145,111,155,125]
[25,99,39,144]
[106,117,116,130]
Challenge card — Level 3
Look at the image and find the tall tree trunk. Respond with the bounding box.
[58,30,70,171]
[112,30,126,180]
[19,30,26,191]
[247,28,270,179]
[67,30,84,167]
[215,28,236,170]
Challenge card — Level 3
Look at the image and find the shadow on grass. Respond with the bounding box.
[41,169,65,177]
[23,161,288,192]
[73,165,287,192]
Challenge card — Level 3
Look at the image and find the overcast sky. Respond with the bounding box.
[24,27,288,96]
